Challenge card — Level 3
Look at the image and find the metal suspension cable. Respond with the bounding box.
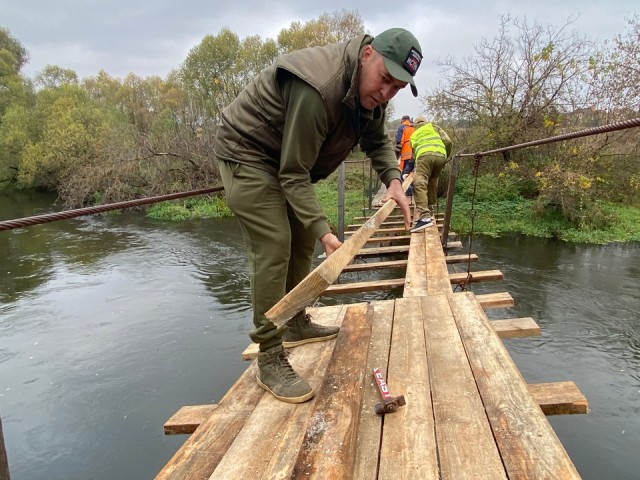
[0,186,224,232]
[457,117,640,158]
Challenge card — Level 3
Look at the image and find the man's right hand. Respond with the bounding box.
[320,232,342,257]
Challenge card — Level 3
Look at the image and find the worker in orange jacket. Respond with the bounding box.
[398,119,415,172]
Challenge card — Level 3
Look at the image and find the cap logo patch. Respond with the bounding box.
[404,47,422,76]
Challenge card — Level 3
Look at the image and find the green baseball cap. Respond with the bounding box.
[371,28,422,97]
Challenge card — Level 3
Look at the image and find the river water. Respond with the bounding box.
[0,191,638,479]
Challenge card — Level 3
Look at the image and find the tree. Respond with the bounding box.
[34,65,78,89]
[0,27,28,71]
[277,10,364,53]
[587,15,640,121]
[0,28,32,119]
[180,28,277,123]
[425,15,592,158]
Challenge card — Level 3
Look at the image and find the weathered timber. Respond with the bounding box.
[244,311,531,366]
[421,295,506,478]
[155,362,264,479]
[323,278,405,295]
[363,235,410,244]
[353,300,394,478]
[424,225,453,295]
[449,269,503,284]
[161,378,585,437]
[346,226,408,236]
[156,306,345,479]
[403,223,428,296]
[347,221,406,230]
[341,259,409,273]
[265,176,412,327]
[528,382,589,415]
[491,317,541,338]
[240,306,342,360]
[378,297,438,479]
[208,306,349,479]
[445,253,479,264]
[355,245,410,258]
[443,240,463,250]
[449,292,581,479]
[476,292,514,309]
[164,405,218,435]
[291,304,373,478]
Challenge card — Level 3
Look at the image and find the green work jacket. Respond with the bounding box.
[214,35,400,239]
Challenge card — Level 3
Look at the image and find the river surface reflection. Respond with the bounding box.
[0,192,638,479]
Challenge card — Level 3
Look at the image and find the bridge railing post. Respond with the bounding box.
[441,155,459,248]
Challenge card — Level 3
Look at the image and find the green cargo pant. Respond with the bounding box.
[413,153,447,218]
[218,160,316,351]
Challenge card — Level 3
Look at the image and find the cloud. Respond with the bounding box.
[2,0,635,117]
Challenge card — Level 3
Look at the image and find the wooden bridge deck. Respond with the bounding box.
[157,205,587,479]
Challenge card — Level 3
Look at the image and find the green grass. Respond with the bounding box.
[146,195,232,221]
[144,160,640,244]
[449,190,640,244]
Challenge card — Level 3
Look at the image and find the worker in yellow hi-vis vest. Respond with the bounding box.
[409,116,452,232]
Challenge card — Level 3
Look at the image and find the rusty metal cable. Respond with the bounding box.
[0,186,224,232]
[458,117,640,158]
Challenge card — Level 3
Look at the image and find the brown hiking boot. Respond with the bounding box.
[283,311,340,348]
[256,345,314,403]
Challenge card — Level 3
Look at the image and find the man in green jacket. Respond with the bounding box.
[214,28,422,403]
[409,115,453,232]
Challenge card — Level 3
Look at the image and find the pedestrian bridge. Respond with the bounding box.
[156,189,588,479]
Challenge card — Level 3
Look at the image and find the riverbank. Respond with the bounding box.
[145,158,640,244]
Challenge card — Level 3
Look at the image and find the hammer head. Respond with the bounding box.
[374,394,406,414]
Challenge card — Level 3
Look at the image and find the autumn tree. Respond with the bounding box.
[35,65,78,89]
[0,27,34,186]
[425,15,592,158]
[180,29,277,124]
[277,10,365,53]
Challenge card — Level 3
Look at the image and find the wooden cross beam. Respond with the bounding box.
[265,176,413,327]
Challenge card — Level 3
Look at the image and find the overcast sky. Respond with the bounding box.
[2,0,637,118]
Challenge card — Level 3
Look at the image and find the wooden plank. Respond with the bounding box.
[445,253,479,264]
[355,245,410,258]
[491,317,541,338]
[476,292,514,309]
[402,222,428,297]
[241,306,344,361]
[266,176,413,326]
[353,215,406,221]
[449,269,503,284]
[443,240,463,250]
[161,379,585,438]
[207,305,348,479]
[291,304,374,478]
[322,278,404,295]
[341,259,408,273]
[449,292,581,479]
[528,382,589,416]
[363,235,410,244]
[155,362,265,479]
[421,295,507,479]
[353,300,395,479]
[378,297,438,479]
[164,405,219,435]
[347,221,405,230]
[424,225,453,295]
[346,226,408,236]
